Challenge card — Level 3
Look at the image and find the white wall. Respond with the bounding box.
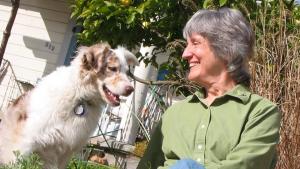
[0,0,72,84]
[0,0,72,112]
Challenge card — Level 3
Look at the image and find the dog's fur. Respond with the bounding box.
[0,43,138,169]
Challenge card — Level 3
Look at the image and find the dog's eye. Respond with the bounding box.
[108,67,118,72]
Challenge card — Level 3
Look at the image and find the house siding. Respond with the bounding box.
[0,0,71,83]
[0,0,72,112]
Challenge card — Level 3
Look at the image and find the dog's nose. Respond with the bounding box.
[124,86,134,96]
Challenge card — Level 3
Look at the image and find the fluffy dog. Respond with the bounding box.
[0,43,138,169]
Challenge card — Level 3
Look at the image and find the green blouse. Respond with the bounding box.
[137,85,281,169]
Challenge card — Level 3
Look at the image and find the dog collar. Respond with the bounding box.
[74,101,87,116]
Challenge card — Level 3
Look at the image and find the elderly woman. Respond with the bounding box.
[137,7,281,169]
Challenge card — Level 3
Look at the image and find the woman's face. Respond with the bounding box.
[182,33,227,85]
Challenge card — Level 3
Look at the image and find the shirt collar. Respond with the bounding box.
[224,84,251,104]
[190,84,251,104]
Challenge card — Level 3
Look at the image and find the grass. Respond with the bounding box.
[0,153,42,169]
[0,153,115,169]
[249,2,300,169]
[67,159,115,169]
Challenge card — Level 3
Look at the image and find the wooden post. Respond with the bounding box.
[0,0,20,67]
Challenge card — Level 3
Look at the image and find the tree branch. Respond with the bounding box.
[127,70,181,85]
[0,0,20,66]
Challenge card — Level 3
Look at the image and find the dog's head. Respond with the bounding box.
[74,43,139,106]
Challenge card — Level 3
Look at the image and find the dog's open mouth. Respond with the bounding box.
[103,85,120,106]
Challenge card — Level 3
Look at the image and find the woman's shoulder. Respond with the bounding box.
[169,95,193,108]
[247,93,281,119]
[162,96,192,116]
[249,93,278,107]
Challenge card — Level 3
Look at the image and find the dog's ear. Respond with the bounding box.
[102,46,111,57]
[123,49,139,66]
[80,46,97,70]
[113,46,139,67]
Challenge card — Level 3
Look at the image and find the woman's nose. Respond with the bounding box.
[182,47,192,59]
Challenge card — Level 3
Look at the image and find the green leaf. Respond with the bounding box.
[106,9,122,19]
[104,1,115,7]
[98,6,111,14]
[136,5,144,14]
[70,11,77,19]
[219,0,227,6]
[136,0,151,14]
[80,9,92,18]
[93,20,102,28]
[203,0,211,9]
[126,12,136,24]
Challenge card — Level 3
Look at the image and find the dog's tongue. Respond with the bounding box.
[104,87,120,106]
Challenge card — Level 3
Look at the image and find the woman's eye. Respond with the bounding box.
[192,41,200,45]
[108,67,117,72]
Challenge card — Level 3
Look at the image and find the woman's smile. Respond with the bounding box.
[189,62,200,68]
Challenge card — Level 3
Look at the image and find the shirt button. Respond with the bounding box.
[197,144,203,150]
[201,124,205,129]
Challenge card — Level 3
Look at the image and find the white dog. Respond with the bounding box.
[0,43,138,169]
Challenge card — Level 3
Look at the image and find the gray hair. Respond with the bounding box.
[183,8,255,87]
